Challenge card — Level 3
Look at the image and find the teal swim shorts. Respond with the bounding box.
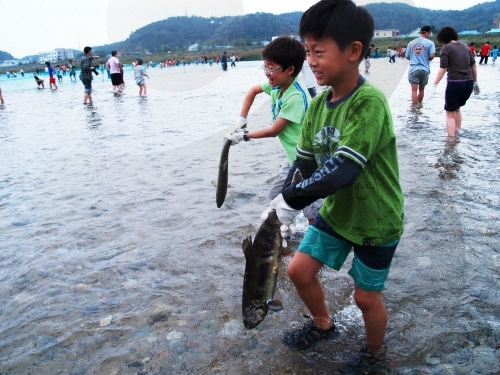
[298,215,399,291]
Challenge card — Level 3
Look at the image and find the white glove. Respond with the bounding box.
[473,82,480,95]
[261,194,300,243]
[227,116,247,134]
[223,130,245,145]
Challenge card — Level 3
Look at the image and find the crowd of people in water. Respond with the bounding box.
[0,51,243,100]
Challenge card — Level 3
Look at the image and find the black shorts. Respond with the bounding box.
[445,80,473,112]
[110,73,124,86]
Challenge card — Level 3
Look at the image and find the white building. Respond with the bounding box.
[373,29,400,38]
[55,48,74,60]
[0,60,19,68]
[38,49,74,64]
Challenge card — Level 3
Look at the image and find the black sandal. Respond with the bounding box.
[283,316,339,350]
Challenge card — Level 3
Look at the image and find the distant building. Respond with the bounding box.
[188,43,198,51]
[486,28,500,33]
[0,58,35,67]
[0,60,19,68]
[458,30,481,35]
[38,49,74,64]
[55,48,74,60]
[494,17,500,29]
[373,29,400,38]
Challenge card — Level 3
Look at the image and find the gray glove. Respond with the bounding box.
[227,116,247,134]
[223,130,248,145]
[261,194,300,246]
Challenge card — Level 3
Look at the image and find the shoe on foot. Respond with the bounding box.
[341,345,389,374]
[283,317,339,350]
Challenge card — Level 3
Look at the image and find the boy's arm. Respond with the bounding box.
[246,116,288,140]
[282,155,363,210]
[239,84,263,118]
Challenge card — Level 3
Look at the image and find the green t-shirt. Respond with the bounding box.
[261,78,310,163]
[297,79,404,245]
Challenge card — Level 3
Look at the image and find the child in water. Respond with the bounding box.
[134,58,148,96]
[34,75,45,89]
[261,0,403,372]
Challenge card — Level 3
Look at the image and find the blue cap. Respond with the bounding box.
[137,58,143,64]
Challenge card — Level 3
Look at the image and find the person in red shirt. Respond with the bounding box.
[479,41,491,64]
[469,42,476,57]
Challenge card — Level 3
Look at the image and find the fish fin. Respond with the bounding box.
[211,180,217,188]
[242,236,252,257]
[266,299,283,312]
[222,160,228,172]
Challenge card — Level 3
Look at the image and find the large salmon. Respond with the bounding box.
[241,169,303,329]
[213,139,232,208]
[241,210,291,329]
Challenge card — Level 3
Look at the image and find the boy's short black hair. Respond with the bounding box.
[262,36,305,78]
[299,0,374,63]
[83,46,92,54]
[436,26,458,44]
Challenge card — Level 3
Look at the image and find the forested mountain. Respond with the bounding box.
[0,50,14,61]
[97,0,499,54]
[111,13,299,53]
[365,1,500,34]
[4,0,499,59]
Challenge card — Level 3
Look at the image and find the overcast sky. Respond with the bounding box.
[1,0,492,58]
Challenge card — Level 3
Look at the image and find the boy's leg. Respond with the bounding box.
[417,85,425,103]
[410,84,419,103]
[353,287,387,354]
[287,252,331,329]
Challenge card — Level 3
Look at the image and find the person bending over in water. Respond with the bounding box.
[34,75,45,89]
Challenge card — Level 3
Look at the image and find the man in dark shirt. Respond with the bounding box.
[80,46,99,105]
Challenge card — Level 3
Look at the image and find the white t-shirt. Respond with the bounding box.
[106,56,121,74]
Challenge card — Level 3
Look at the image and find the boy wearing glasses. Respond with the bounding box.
[260,0,403,371]
[224,36,321,222]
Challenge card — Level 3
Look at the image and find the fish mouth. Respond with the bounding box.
[243,306,266,329]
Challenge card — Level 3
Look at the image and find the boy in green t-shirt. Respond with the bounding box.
[224,36,321,222]
[261,0,404,370]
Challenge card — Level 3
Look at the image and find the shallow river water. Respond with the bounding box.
[0,60,499,374]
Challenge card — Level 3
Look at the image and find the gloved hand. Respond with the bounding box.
[261,194,300,245]
[223,130,246,145]
[227,116,247,134]
[473,82,480,95]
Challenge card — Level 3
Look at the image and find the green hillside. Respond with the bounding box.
[96,0,500,55]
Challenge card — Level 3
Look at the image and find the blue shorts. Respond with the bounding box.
[298,215,399,291]
[81,79,92,94]
[444,80,473,112]
[408,69,429,86]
